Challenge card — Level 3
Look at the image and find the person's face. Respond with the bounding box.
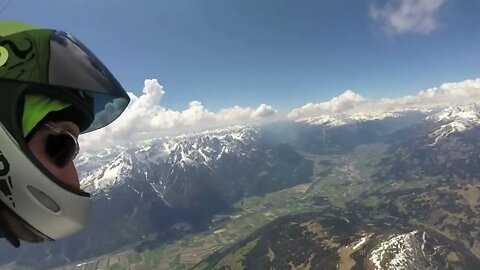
[27,121,81,190]
[2,121,81,242]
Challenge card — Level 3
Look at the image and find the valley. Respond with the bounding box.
[58,138,480,269]
[56,148,371,269]
[55,143,428,270]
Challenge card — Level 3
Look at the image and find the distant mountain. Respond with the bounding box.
[295,111,405,127]
[196,105,480,270]
[286,111,426,154]
[77,127,263,194]
[375,104,480,180]
[426,104,480,145]
[78,126,312,206]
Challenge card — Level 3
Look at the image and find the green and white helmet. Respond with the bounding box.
[0,22,130,242]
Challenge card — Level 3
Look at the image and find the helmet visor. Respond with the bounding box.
[0,29,130,133]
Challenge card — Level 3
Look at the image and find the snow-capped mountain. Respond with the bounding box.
[289,110,428,155]
[426,104,480,145]
[296,103,480,131]
[77,126,260,196]
[296,111,404,126]
[76,104,480,201]
[75,123,312,212]
[374,103,480,180]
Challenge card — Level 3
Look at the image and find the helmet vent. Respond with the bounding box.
[0,46,8,67]
[27,185,60,213]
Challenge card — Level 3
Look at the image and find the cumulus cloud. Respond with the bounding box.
[370,0,446,34]
[79,77,480,150]
[79,79,277,150]
[288,90,367,119]
[217,104,277,123]
[288,78,480,119]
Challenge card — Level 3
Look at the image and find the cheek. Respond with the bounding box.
[27,135,80,190]
[57,161,80,190]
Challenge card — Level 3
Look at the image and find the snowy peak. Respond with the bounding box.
[426,104,480,145]
[298,115,348,126]
[79,125,260,195]
[81,151,134,192]
[151,126,259,168]
[427,103,480,124]
[369,230,439,269]
[297,111,403,126]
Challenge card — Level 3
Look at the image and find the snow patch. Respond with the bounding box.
[370,230,419,269]
[427,104,480,145]
[297,111,402,126]
[80,125,259,197]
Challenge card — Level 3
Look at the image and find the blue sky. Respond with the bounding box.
[2,0,480,112]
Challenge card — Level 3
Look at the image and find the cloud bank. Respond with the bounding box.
[80,77,480,150]
[370,0,446,34]
[79,79,277,150]
[288,78,480,119]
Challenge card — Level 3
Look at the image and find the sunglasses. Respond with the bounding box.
[44,122,80,168]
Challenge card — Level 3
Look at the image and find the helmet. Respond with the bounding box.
[0,21,130,243]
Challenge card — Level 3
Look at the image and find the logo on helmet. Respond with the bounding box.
[0,151,14,208]
[0,46,8,67]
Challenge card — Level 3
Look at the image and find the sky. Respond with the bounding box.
[2,0,480,149]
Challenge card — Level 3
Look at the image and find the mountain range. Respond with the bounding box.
[1,104,480,269]
[196,104,480,269]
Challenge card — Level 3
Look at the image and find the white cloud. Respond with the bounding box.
[253,104,276,118]
[217,104,277,123]
[288,78,480,119]
[288,90,367,119]
[370,0,446,34]
[79,79,277,150]
[80,77,480,150]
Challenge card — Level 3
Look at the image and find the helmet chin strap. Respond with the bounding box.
[0,208,20,248]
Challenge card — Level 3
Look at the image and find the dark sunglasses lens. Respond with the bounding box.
[45,134,77,167]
